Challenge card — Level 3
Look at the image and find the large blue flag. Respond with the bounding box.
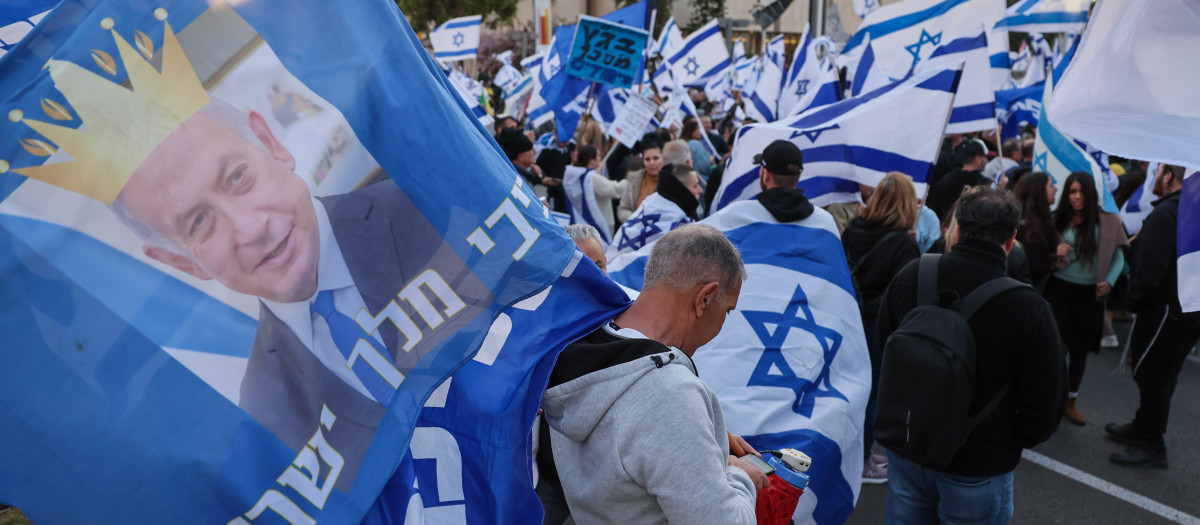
[607,199,871,525]
[0,0,628,522]
[995,82,1043,140]
[713,65,962,210]
[0,0,58,56]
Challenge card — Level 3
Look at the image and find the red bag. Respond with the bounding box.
[755,474,804,525]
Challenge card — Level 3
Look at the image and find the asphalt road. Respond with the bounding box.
[847,320,1200,524]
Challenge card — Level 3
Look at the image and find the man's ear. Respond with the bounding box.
[246,109,296,171]
[693,281,721,317]
[144,244,213,281]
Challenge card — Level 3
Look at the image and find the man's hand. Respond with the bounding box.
[731,434,759,458]
[541,177,561,187]
[728,455,769,491]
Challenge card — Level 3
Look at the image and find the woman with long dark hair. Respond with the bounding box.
[1012,172,1065,291]
[1047,172,1129,425]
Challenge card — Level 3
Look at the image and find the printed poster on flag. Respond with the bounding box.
[607,95,658,148]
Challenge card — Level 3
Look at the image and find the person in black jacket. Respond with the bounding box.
[841,171,922,483]
[876,188,1066,524]
[927,140,989,220]
[1106,163,1200,469]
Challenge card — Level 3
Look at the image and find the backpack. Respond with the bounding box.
[845,231,904,319]
[873,254,1029,471]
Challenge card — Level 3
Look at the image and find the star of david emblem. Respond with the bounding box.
[794,79,810,97]
[452,32,465,47]
[789,124,839,143]
[683,56,700,76]
[744,284,848,418]
[905,29,942,68]
[616,211,664,251]
[1033,151,1049,173]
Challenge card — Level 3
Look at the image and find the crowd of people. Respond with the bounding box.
[488,86,1199,523]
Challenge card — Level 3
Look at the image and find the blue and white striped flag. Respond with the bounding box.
[607,199,870,525]
[746,35,786,123]
[0,0,56,58]
[1178,172,1200,312]
[839,0,1009,89]
[848,35,888,98]
[914,28,996,133]
[563,166,615,246]
[668,18,732,87]
[713,65,963,210]
[1032,75,1119,213]
[995,0,1089,35]
[1047,0,1200,172]
[1018,33,1050,88]
[781,26,843,118]
[1119,163,1157,235]
[1010,41,1030,73]
[735,55,760,96]
[606,193,694,266]
[653,15,683,58]
[430,14,482,62]
[503,73,534,120]
[994,82,1043,140]
[449,69,495,128]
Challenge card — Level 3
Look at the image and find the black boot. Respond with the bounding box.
[1110,445,1167,469]
[1104,422,1148,447]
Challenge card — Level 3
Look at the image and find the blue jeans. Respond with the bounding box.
[885,451,1014,525]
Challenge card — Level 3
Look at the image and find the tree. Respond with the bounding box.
[395,0,521,32]
[687,0,725,33]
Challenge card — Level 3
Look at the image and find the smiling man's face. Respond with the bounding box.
[121,108,319,303]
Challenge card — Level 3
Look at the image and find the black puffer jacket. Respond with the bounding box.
[841,216,921,324]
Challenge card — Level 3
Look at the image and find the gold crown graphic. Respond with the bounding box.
[3,8,209,204]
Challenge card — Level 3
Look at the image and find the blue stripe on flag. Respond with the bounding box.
[843,0,977,52]
[670,22,721,62]
[696,58,733,82]
[928,33,986,58]
[789,68,957,130]
[949,102,995,123]
[990,52,1010,69]
[805,145,934,181]
[1181,174,1200,256]
[744,428,855,525]
[722,222,855,297]
[797,176,862,198]
[436,49,476,58]
[995,11,1088,29]
[0,214,257,357]
[440,18,481,30]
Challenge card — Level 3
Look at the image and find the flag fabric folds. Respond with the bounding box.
[839,0,1008,89]
[667,18,731,88]
[0,0,56,57]
[915,28,996,133]
[653,15,683,58]
[1118,163,1157,235]
[430,14,482,62]
[1032,74,1119,213]
[1177,172,1200,312]
[994,82,1043,140]
[563,166,615,246]
[1046,0,1200,172]
[712,65,963,210]
[994,0,1089,34]
[746,35,786,124]
[607,200,870,525]
[606,193,693,266]
[0,0,630,522]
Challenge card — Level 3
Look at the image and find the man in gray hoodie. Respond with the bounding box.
[541,224,767,524]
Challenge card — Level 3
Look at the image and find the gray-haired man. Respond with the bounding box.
[541,224,765,524]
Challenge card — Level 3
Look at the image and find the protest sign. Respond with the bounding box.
[565,15,649,88]
[607,95,658,148]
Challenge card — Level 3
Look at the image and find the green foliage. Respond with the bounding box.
[687,0,725,32]
[395,0,521,32]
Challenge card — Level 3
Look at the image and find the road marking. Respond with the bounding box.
[1023,450,1200,525]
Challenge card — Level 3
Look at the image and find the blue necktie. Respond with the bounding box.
[310,290,396,404]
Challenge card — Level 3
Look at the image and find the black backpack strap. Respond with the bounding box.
[917,253,941,306]
[967,383,1013,434]
[957,277,1031,320]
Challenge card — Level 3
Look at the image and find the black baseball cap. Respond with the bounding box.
[754,140,804,176]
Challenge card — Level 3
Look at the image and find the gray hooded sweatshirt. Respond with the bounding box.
[541,324,756,524]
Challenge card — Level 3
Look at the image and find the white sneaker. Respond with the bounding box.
[1102,334,1120,348]
[862,460,888,484]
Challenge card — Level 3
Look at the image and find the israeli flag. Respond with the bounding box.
[1047,0,1200,172]
[606,193,694,265]
[563,167,616,245]
[668,18,732,87]
[994,82,1043,140]
[494,63,524,92]
[782,53,843,119]
[848,35,888,98]
[780,26,841,119]
[735,55,760,95]
[0,0,631,523]
[840,0,1009,89]
[995,0,1089,35]
[449,69,495,128]
[854,0,882,18]
[653,15,683,58]
[1177,172,1200,312]
[592,87,629,126]
[1018,33,1051,88]
[608,201,870,525]
[914,28,996,133]
[746,35,786,123]
[430,14,482,62]
[503,73,534,120]
[1119,163,1157,235]
[712,65,963,210]
[0,0,55,57]
[1032,75,1119,213]
[1010,41,1030,73]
